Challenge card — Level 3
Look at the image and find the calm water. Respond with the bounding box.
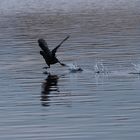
[0,0,140,139]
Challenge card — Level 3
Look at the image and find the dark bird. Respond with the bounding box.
[38,36,70,68]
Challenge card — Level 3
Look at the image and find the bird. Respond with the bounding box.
[38,35,70,68]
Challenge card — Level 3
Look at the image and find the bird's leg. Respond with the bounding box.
[58,61,66,66]
[43,67,49,69]
[60,63,66,66]
[43,65,50,69]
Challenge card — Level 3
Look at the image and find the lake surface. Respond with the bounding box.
[0,0,140,139]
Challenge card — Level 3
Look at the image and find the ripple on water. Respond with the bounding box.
[0,0,140,139]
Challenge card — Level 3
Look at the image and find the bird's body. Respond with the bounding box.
[40,50,58,67]
[38,36,69,68]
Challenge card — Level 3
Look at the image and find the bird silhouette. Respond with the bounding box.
[38,36,70,68]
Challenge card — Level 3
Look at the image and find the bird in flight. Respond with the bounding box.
[38,35,70,68]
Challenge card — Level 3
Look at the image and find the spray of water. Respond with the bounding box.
[94,61,106,74]
[131,63,140,74]
[65,63,83,73]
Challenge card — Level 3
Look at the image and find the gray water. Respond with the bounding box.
[0,0,140,139]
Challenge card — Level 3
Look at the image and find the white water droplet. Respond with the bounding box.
[94,61,106,73]
[65,63,83,72]
[131,63,140,74]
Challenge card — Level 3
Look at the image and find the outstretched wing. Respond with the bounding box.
[52,35,70,56]
[38,38,51,56]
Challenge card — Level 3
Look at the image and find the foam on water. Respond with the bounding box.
[93,61,140,76]
[65,61,107,74]
[65,63,83,73]
[94,61,107,74]
[130,63,140,74]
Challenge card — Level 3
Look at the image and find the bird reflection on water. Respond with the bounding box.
[41,74,59,106]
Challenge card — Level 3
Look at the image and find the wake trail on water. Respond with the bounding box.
[65,61,107,74]
[43,61,140,77]
[93,61,140,76]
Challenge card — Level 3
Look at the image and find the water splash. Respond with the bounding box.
[94,61,106,74]
[131,63,140,74]
[65,63,83,73]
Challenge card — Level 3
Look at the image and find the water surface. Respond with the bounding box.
[0,0,140,139]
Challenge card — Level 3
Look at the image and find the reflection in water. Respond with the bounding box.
[41,74,59,106]
[1,0,140,139]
